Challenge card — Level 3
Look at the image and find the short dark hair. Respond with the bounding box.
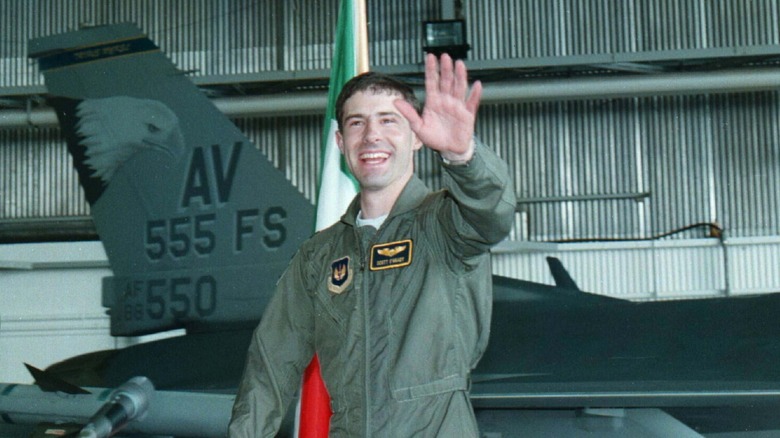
[335,72,421,131]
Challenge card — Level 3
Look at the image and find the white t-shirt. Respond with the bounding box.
[356,211,388,229]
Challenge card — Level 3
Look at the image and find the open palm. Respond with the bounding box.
[395,53,482,162]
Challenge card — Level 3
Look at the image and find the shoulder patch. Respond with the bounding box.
[370,240,413,271]
[328,256,353,294]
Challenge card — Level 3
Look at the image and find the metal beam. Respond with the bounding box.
[2,66,780,129]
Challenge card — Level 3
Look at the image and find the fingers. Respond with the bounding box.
[415,54,480,153]
[453,58,468,101]
[465,80,482,116]
[424,53,439,101]
[393,98,422,131]
[426,53,474,104]
[438,54,454,95]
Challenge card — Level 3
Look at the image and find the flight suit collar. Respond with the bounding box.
[341,176,432,228]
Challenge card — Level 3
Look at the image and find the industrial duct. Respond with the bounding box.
[2,66,780,129]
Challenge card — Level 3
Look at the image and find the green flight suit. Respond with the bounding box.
[229,140,516,437]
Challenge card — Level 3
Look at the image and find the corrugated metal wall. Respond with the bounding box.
[233,116,323,201]
[0,128,88,219]
[0,0,438,87]
[2,0,780,297]
[465,93,780,241]
[458,0,780,241]
[467,0,780,58]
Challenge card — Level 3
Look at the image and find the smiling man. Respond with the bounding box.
[229,54,516,437]
[337,88,422,209]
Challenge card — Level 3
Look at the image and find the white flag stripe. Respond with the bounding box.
[316,120,357,230]
[314,0,366,232]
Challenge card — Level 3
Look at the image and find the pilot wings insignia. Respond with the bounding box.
[377,245,406,257]
[370,239,413,271]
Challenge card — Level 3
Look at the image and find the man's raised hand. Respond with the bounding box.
[394,53,482,162]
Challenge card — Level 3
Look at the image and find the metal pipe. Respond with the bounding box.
[2,67,780,129]
[0,107,59,128]
[0,382,233,437]
[517,192,650,205]
[480,66,780,103]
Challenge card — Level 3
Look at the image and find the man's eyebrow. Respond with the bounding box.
[344,111,401,121]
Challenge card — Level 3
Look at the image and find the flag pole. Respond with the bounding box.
[355,0,369,75]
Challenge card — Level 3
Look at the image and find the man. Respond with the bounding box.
[229,53,516,437]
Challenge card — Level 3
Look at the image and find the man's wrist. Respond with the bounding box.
[440,139,476,166]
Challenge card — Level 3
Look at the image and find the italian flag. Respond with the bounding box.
[314,0,368,231]
[299,0,368,437]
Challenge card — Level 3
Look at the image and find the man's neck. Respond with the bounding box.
[359,192,394,219]
[359,181,406,220]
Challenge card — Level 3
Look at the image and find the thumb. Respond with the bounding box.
[393,99,423,132]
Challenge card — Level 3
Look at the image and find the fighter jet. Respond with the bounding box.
[2,23,780,437]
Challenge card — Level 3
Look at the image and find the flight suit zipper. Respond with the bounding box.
[354,224,374,437]
[355,222,388,437]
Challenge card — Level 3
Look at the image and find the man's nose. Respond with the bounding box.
[363,119,381,144]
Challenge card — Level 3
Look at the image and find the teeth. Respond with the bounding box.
[361,152,389,160]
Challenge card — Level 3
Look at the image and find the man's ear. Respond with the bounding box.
[336,130,345,153]
[412,133,424,151]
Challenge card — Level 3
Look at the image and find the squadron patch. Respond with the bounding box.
[328,256,353,294]
[370,240,413,271]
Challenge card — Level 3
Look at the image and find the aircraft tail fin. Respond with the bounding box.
[29,23,315,336]
[546,257,581,291]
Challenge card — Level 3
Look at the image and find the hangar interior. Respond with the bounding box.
[1,0,779,406]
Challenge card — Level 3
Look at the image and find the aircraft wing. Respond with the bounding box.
[6,272,780,436]
[470,271,780,436]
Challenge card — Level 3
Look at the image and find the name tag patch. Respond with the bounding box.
[328,256,352,294]
[370,240,413,271]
